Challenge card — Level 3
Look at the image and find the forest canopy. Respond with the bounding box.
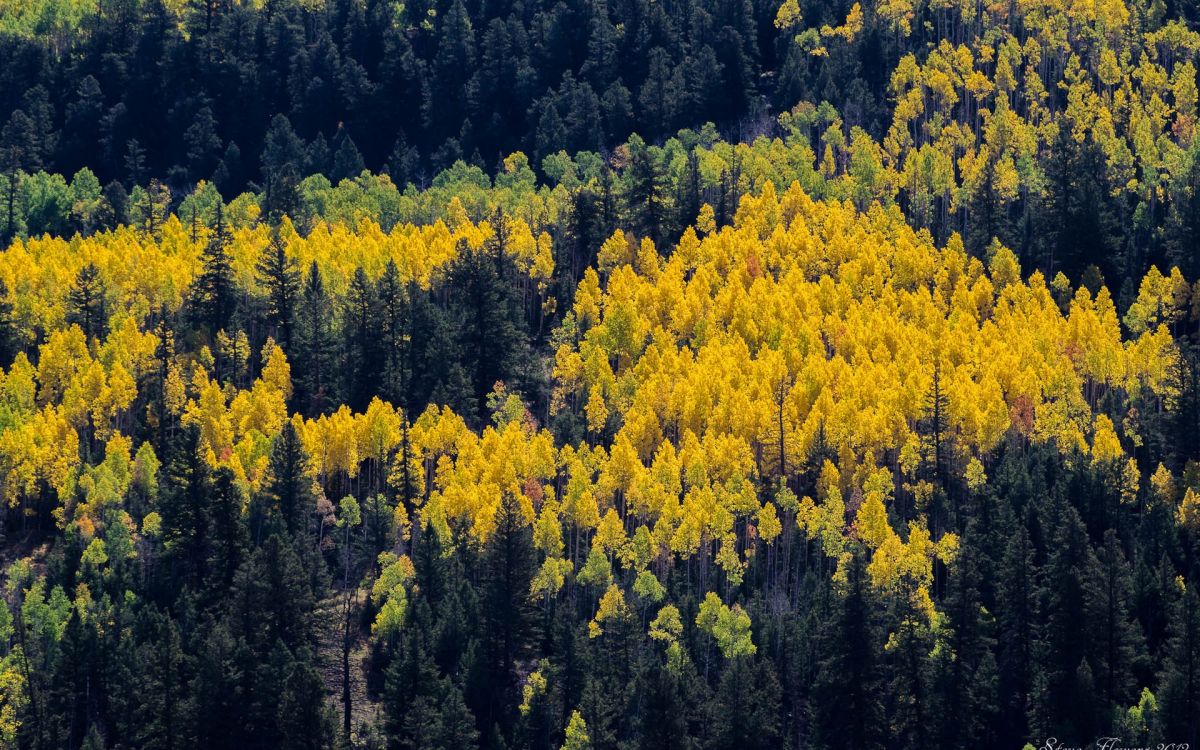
[2,0,1200,748]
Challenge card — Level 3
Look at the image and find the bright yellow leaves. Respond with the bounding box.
[67,435,134,535]
[757,501,782,544]
[399,402,547,548]
[1180,488,1200,532]
[777,0,1184,242]
[0,405,79,509]
[1124,266,1190,336]
[588,583,630,637]
[0,644,24,747]
[1092,414,1125,464]
[585,388,608,435]
[532,556,574,599]
[965,457,987,492]
[561,711,591,750]
[849,465,958,612]
[519,665,549,716]
[554,182,1168,555]
[0,209,548,349]
[533,183,1184,625]
[854,479,892,549]
[1151,464,1177,507]
[649,603,682,642]
[773,0,802,30]
[798,461,848,559]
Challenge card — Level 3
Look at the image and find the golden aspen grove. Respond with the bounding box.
[2,0,1200,748]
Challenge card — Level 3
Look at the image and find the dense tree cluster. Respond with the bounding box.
[6,0,1200,285]
[0,0,779,193]
[5,0,1200,747]
[0,178,1199,748]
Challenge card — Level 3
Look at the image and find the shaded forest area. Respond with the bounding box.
[0,0,790,187]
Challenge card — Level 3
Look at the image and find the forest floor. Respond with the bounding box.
[315,588,381,743]
[0,529,52,570]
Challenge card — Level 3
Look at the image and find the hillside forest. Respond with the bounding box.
[2,0,1200,748]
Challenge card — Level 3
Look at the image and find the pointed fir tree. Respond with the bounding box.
[813,549,885,750]
[344,266,383,412]
[66,262,108,342]
[1157,577,1200,745]
[1083,529,1147,717]
[294,260,338,416]
[191,202,237,336]
[256,229,302,351]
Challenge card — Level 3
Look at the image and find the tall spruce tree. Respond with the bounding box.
[294,260,338,416]
[66,263,108,342]
[444,220,527,423]
[256,230,302,351]
[813,549,885,750]
[191,203,237,335]
[344,266,383,412]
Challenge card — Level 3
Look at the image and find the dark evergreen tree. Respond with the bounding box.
[205,466,249,602]
[638,48,680,138]
[383,616,480,750]
[294,260,339,416]
[885,583,934,750]
[260,114,304,223]
[677,148,702,237]
[535,102,567,166]
[1159,577,1200,747]
[190,622,245,749]
[478,489,536,738]
[304,133,332,178]
[1039,128,1120,280]
[66,262,108,342]
[1030,498,1098,743]
[256,230,302,351]
[100,181,130,230]
[133,610,194,750]
[622,135,669,248]
[184,105,222,183]
[965,152,1012,257]
[124,139,148,188]
[329,128,366,183]
[1164,142,1200,279]
[813,549,885,750]
[918,361,950,496]
[386,135,421,186]
[443,216,527,422]
[428,0,477,136]
[343,266,383,412]
[190,203,237,335]
[63,76,105,174]
[213,142,243,195]
[1169,343,1200,467]
[1083,529,1147,718]
[0,277,20,368]
[996,510,1037,748]
[1,109,41,243]
[277,650,338,750]
[376,259,411,407]
[632,659,693,750]
[709,657,782,750]
[932,524,998,747]
[256,421,316,541]
[160,425,211,592]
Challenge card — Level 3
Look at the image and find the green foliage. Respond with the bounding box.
[696,593,756,660]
